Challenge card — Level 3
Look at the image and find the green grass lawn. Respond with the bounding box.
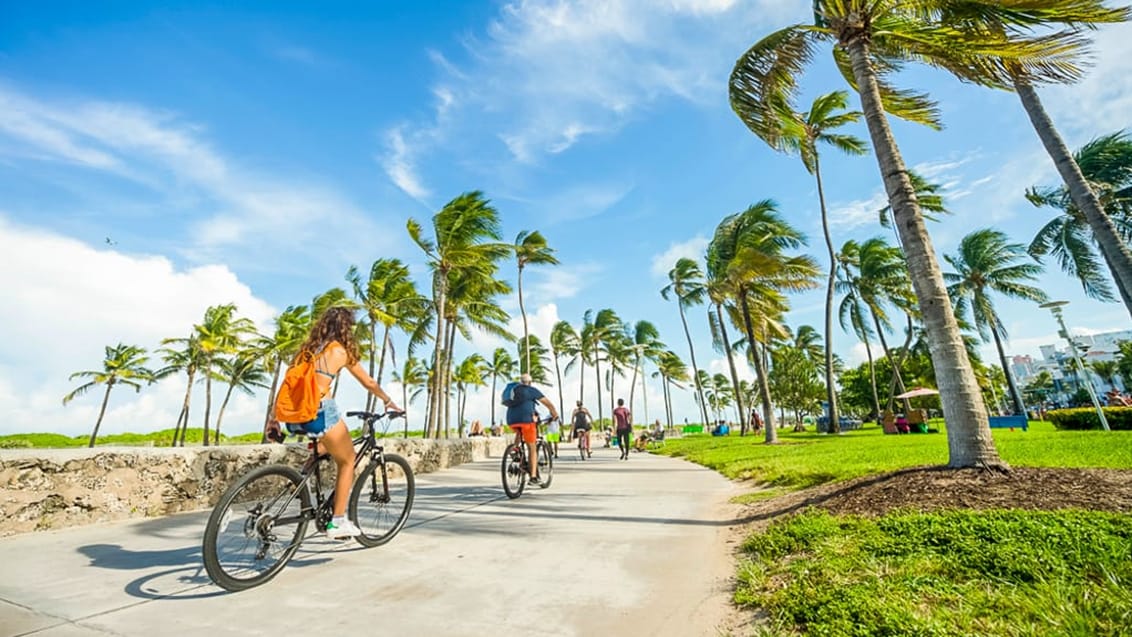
[0,427,427,449]
[656,420,1132,492]
[659,422,1132,636]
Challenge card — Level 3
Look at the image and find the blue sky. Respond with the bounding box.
[3,1,1131,436]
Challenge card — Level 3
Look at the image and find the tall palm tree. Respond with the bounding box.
[706,269,748,434]
[756,89,866,437]
[391,356,428,437]
[514,230,559,373]
[63,343,153,448]
[586,308,622,427]
[453,354,487,436]
[661,258,710,426]
[854,237,917,411]
[728,0,1080,467]
[1027,131,1132,307]
[212,350,270,445]
[484,347,516,428]
[550,320,582,424]
[194,304,256,446]
[602,328,635,421]
[627,320,663,423]
[652,350,689,427]
[155,333,205,447]
[945,229,1048,416]
[347,258,428,412]
[408,191,510,437]
[517,333,552,385]
[946,1,1132,319]
[255,305,310,442]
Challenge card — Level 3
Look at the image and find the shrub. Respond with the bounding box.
[1046,407,1132,431]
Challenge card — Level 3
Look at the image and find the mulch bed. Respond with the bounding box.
[731,466,1132,531]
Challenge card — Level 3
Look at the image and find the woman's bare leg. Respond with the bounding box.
[320,421,355,516]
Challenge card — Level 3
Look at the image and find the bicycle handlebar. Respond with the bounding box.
[346,410,405,421]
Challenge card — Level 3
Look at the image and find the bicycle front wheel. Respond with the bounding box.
[501,443,526,499]
[536,441,554,488]
[202,464,311,592]
[350,453,415,548]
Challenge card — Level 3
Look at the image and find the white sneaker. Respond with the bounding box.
[326,519,361,539]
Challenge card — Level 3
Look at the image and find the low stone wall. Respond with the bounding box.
[0,437,509,538]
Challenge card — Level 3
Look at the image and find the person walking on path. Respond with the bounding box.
[613,398,632,460]
[505,373,559,483]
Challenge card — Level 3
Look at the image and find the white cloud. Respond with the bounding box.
[829,190,890,230]
[381,126,431,200]
[650,235,709,277]
[0,215,276,436]
[529,263,603,302]
[1042,22,1132,142]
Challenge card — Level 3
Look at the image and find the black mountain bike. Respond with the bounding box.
[202,410,414,592]
[501,416,555,499]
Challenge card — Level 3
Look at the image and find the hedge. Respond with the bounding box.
[1045,407,1132,431]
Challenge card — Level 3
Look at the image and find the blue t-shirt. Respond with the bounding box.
[505,384,544,425]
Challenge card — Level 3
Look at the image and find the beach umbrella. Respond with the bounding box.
[895,387,940,399]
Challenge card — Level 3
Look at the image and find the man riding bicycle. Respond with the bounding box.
[506,373,559,484]
[571,400,593,458]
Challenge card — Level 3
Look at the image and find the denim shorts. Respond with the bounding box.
[286,398,342,437]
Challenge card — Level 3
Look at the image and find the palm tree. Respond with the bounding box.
[550,321,582,424]
[836,240,881,421]
[347,258,428,412]
[728,0,1079,468]
[661,259,710,426]
[627,320,663,424]
[652,350,689,427]
[945,229,1048,416]
[453,354,487,436]
[1090,360,1120,392]
[255,305,310,442]
[1117,341,1132,389]
[514,230,559,373]
[586,308,622,427]
[518,333,552,385]
[484,347,516,428]
[63,343,153,448]
[194,304,257,446]
[602,328,635,421]
[408,191,510,437]
[391,356,428,437]
[947,2,1132,319]
[753,89,866,439]
[212,350,270,445]
[1027,131,1132,307]
[853,237,916,412]
[155,333,205,447]
[706,278,746,433]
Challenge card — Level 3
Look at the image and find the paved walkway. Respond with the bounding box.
[0,445,743,637]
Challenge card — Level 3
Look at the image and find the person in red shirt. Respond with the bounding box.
[613,398,633,460]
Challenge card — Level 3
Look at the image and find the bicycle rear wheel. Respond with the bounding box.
[579,435,586,460]
[536,441,554,488]
[350,453,415,548]
[501,443,526,499]
[202,464,311,592]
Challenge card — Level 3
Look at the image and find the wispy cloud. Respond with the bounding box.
[829,191,889,230]
[529,262,603,302]
[650,235,709,277]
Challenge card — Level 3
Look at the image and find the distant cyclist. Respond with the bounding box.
[571,401,593,458]
[505,373,559,483]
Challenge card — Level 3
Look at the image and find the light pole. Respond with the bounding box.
[1039,301,1110,431]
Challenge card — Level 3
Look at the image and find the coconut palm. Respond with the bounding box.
[453,354,487,437]
[652,350,689,427]
[408,191,510,437]
[755,89,866,439]
[1090,360,1120,392]
[347,258,429,412]
[585,308,623,427]
[254,305,311,442]
[550,320,582,424]
[391,356,428,437]
[514,230,559,373]
[155,333,206,447]
[1027,131,1132,307]
[63,343,153,448]
[484,347,516,428]
[836,240,882,421]
[728,0,1083,467]
[603,328,636,421]
[661,258,711,426]
[945,229,1048,416]
[212,350,270,445]
[944,2,1132,319]
[194,304,257,446]
[518,333,552,385]
[626,320,663,424]
[706,277,747,433]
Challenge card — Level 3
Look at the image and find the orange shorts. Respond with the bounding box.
[510,423,537,443]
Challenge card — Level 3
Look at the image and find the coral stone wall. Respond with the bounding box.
[0,437,508,537]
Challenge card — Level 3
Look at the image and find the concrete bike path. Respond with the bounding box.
[0,445,744,637]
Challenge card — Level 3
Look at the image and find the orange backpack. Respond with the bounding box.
[274,350,323,423]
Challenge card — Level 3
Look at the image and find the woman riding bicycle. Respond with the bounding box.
[264,307,401,539]
[571,400,593,457]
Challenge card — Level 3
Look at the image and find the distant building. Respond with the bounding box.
[1030,328,1130,401]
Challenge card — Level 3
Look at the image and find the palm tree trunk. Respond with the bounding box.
[863,338,881,422]
[678,304,710,426]
[202,365,213,447]
[428,277,448,438]
[594,345,604,427]
[371,326,391,412]
[367,322,379,413]
[629,355,640,413]
[402,383,410,438]
[490,373,498,429]
[554,354,565,427]
[814,157,841,434]
[738,293,777,443]
[578,357,586,403]
[1099,236,1132,311]
[215,383,235,445]
[518,265,530,373]
[846,38,1002,469]
[88,383,114,448]
[1014,79,1132,321]
[260,363,281,443]
[716,304,746,435]
[443,321,457,438]
[178,370,195,447]
[991,323,1027,416]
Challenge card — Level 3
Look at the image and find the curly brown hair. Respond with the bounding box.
[295,306,361,365]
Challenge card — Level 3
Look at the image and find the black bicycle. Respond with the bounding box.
[501,416,555,499]
[202,410,414,592]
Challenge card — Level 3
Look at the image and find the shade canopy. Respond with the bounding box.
[895,387,940,399]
